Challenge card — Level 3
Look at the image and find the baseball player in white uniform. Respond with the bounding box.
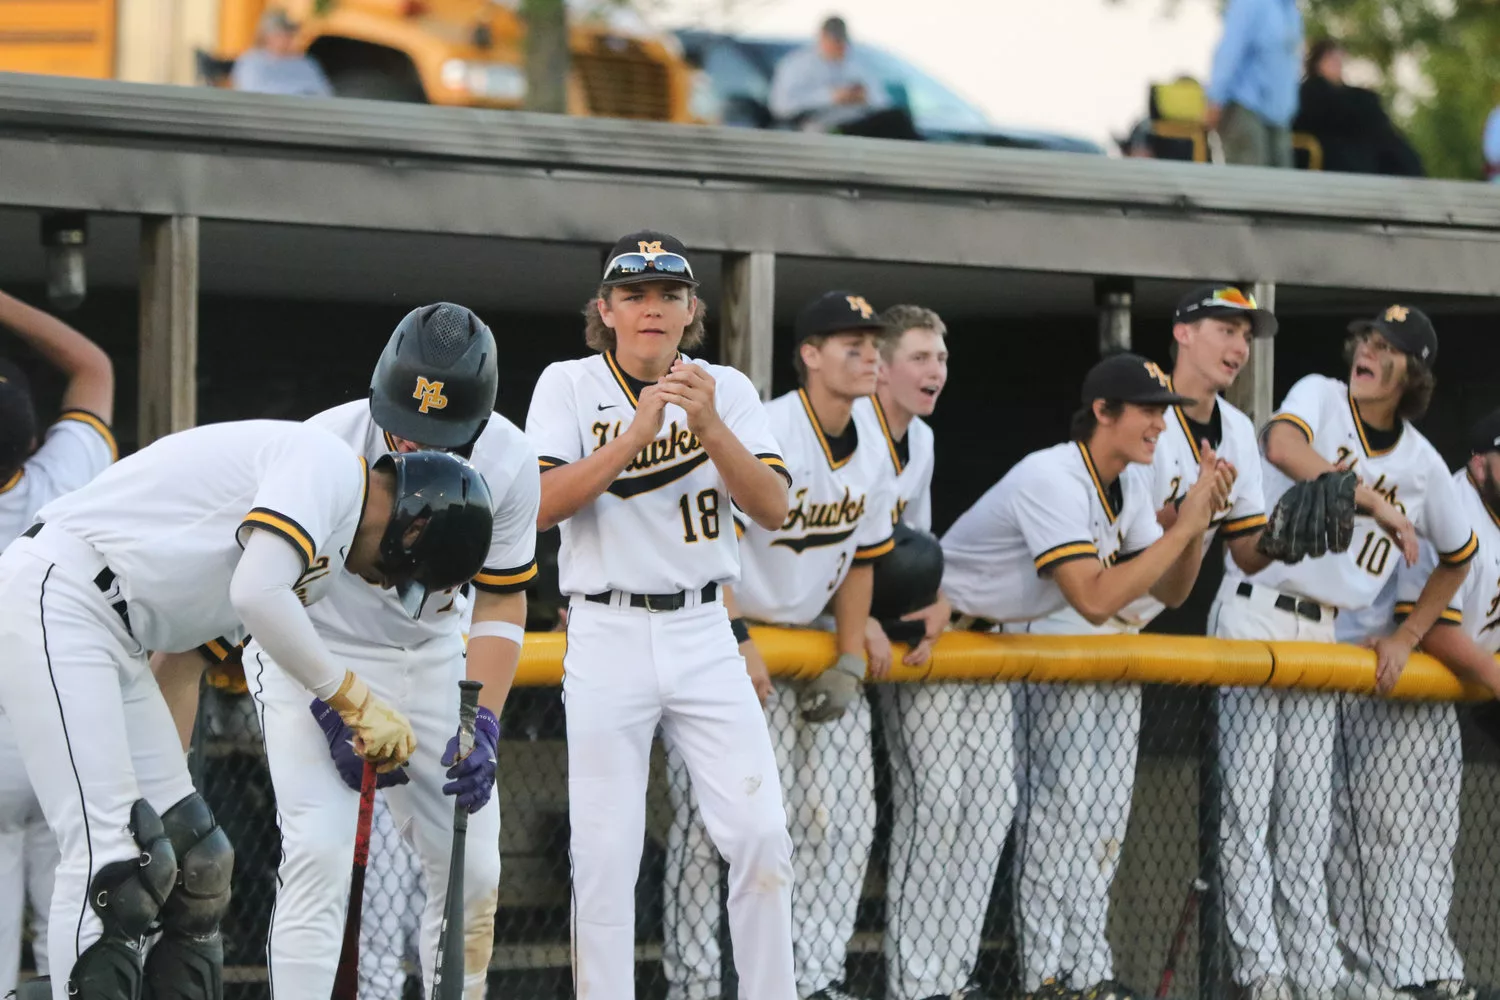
[1016,287,1277,1000]
[1212,305,1475,1000]
[940,352,1234,999]
[0,290,116,997]
[1328,408,1500,1000]
[0,416,492,1000]
[662,290,897,1000]
[526,231,796,1000]
[152,303,535,1000]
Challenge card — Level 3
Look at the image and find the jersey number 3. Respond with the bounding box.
[679,489,721,543]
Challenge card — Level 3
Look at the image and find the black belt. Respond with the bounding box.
[1236,581,1332,623]
[23,522,133,632]
[950,610,1001,633]
[585,581,718,612]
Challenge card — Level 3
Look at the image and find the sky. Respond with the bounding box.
[636,0,1227,152]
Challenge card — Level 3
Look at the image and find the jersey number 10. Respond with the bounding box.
[1354,529,1393,577]
[679,489,721,542]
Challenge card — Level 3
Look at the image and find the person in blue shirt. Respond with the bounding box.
[1204,0,1304,167]
[230,9,334,99]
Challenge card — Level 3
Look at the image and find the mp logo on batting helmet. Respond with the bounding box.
[413,377,449,414]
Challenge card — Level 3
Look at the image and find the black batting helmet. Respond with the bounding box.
[870,522,944,644]
[370,303,498,453]
[0,359,37,475]
[374,451,494,618]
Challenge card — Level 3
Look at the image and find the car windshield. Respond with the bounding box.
[854,46,994,132]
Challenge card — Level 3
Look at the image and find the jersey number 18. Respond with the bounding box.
[679,489,721,542]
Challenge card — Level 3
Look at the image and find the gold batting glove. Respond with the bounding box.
[326,671,418,773]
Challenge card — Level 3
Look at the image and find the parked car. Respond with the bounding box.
[675,29,1104,154]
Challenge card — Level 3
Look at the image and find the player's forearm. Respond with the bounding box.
[1149,532,1207,609]
[831,563,874,657]
[1417,623,1500,698]
[1058,523,1197,625]
[151,648,210,751]
[1263,423,1336,483]
[1399,562,1470,652]
[467,590,526,716]
[697,422,788,530]
[536,432,648,530]
[1228,531,1273,576]
[0,290,113,421]
[229,532,346,698]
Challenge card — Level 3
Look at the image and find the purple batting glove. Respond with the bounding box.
[310,698,409,791]
[441,705,499,813]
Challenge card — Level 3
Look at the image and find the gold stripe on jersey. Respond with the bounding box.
[1439,530,1479,567]
[757,452,793,486]
[854,534,896,562]
[58,409,118,462]
[1221,513,1269,538]
[241,508,317,568]
[0,468,21,494]
[537,456,566,469]
[383,429,399,453]
[1034,539,1099,572]
[606,451,710,499]
[1075,442,1118,524]
[871,395,905,475]
[1165,377,1202,464]
[733,518,745,539]
[1269,413,1314,443]
[1394,600,1464,626]
[473,560,539,593]
[1348,392,1402,457]
[199,637,235,663]
[1466,469,1500,532]
[604,351,640,408]
[797,389,853,471]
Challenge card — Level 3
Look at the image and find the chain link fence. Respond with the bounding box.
[147,652,1500,1000]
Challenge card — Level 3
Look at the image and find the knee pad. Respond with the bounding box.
[68,799,178,1000]
[141,793,233,1000]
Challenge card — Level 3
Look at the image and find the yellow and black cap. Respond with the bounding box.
[1081,352,1195,407]
[0,358,37,472]
[1470,408,1500,456]
[1349,304,1437,366]
[1174,285,1277,338]
[794,290,883,342]
[601,230,698,288]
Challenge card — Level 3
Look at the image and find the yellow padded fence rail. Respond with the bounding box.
[512,629,1497,702]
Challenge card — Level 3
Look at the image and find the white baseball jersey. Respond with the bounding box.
[1227,374,1477,609]
[0,409,116,547]
[266,400,542,650]
[525,351,788,597]
[733,390,896,626]
[1387,471,1500,649]
[852,395,934,532]
[33,420,367,654]
[1113,392,1267,628]
[941,441,1161,624]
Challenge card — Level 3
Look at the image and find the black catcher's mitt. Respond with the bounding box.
[1255,469,1358,564]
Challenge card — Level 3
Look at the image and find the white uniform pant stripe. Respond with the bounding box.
[1212,589,1342,994]
[1329,697,1464,988]
[564,599,794,1000]
[880,682,1015,1000]
[0,551,195,1000]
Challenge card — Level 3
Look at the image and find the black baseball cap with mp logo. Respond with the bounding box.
[1349,304,1438,366]
[1469,408,1500,456]
[601,230,699,288]
[1081,352,1195,407]
[794,290,884,342]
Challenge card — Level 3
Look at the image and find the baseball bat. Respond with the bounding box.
[1155,877,1207,999]
[332,760,378,1000]
[432,679,483,1000]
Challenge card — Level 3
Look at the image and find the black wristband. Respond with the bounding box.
[730,617,751,644]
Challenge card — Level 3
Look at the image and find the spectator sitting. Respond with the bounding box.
[230,10,334,98]
[1293,40,1424,176]
[768,15,919,140]
[1204,0,1303,167]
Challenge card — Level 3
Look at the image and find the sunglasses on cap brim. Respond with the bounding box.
[602,251,697,286]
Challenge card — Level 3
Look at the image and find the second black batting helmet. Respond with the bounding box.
[374,450,495,618]
[870,523,945,645]
[370,303,498,452]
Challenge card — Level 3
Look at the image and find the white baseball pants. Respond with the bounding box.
[0,714,57,995]
[247,630,499,1000]
[0,531,197,1000]
[1330,697,1463,989]
[879,680,1015,1000]
[358,794,425,1000]
[1211,580,1342,994]
[563,596,794,1000]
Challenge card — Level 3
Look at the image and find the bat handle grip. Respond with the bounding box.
[456,679,482,757]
